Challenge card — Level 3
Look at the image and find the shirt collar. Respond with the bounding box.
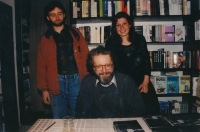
[45,24,70,38]
[95,74,117,87]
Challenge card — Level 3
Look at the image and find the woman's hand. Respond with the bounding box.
[138,81,149,93]
[138,75,149,93]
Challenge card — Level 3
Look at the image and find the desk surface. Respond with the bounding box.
[27,118,152,132]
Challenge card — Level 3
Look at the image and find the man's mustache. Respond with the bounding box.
[99,72,111,75]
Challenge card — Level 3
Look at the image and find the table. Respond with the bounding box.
[27,118,152,132]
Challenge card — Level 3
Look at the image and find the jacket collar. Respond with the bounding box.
[45,25,80,41]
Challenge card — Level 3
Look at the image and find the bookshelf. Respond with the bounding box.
[71,0,195,114]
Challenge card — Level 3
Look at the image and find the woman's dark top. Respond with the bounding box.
[106,33,151,85]
[105,33,160,115]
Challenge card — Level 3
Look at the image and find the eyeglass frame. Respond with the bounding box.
[93,63,113,71]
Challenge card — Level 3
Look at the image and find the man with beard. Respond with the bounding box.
[75,46,145,118]
[37,1,89,118]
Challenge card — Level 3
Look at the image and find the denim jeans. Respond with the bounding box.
[50,73,80,118]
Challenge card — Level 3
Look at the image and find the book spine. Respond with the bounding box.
[99,0,103,17]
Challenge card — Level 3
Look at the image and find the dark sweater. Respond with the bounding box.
[75,72,145,118]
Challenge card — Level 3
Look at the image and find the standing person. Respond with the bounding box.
[105,12,160,115]
[37,1,89,118]
[76,46,145,118]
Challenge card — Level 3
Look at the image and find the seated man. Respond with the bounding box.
[75,46,145,118]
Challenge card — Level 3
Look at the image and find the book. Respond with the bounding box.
[196,77,200,98]
[82,0,89,17]
[149,51,153,69]
[77,1,82,18]
[150,75,155,87]
[175,26,185,42]
[159,101,170,114]
[143,115,172,128]
[166,76,179,93]
[179,75,190,93]
[154,76,167,94]
[165,25,175,42]
[113,120,144,132]
[73,2,77,18]
[104,25,111,43]
[172,52,184,68]
[135,26,143,35]
[165,51,173,68]
[84,26,90,44]
[192,77,199,96]
[164,114,200,126]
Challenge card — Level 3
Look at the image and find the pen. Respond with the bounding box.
[44,122,56,132]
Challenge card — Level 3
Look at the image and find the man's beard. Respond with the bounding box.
[50,20,64,26]
[96,72,113,85]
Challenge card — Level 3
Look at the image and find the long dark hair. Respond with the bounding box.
[86,46,115,75]
[111,12,135,44]
[44,1,66,26]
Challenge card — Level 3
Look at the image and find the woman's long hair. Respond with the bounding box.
[111,12,135,44]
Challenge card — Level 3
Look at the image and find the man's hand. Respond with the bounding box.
[42,91,51,104]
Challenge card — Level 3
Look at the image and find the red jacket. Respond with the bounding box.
[37,27,89,95]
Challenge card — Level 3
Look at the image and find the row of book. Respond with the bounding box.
[135,0,191,16]
[159,100,188,114]
[150,75,190,94]
[149,50,191,69]
[76,25,111,44]
[135,24,190,42]
[72,0,130,18]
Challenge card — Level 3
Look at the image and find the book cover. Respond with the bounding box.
[84,26,90,44]
[90,0,95,17]
[154,76,167,94]
[99,0,103,17]
[172,52,184,68]
[196,77,200,98]
[136,0,142,16]
[164,114,200,126]
[121,0,127,14]
[82,0,89,18]
[143,115,172,128]
[104,25,111,43]
[163,0,169,15]
[175,26,185,42]
[166,76,179,93]
[113,120,144,132]
[77,1,82,18]
[150,75,155,87]
[192,103,200,113]
[179,75,190,93]
[179,101,188,113]
[165,51,173,68]
[135,26,143,35]
[193,77,199,96]
[107,1,112,17]
[159,101,170,114]
[165,25,175,42]
[149,51,153,69]
[73,2,77,18]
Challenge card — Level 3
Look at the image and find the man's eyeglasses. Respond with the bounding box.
[93,64,113,71]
